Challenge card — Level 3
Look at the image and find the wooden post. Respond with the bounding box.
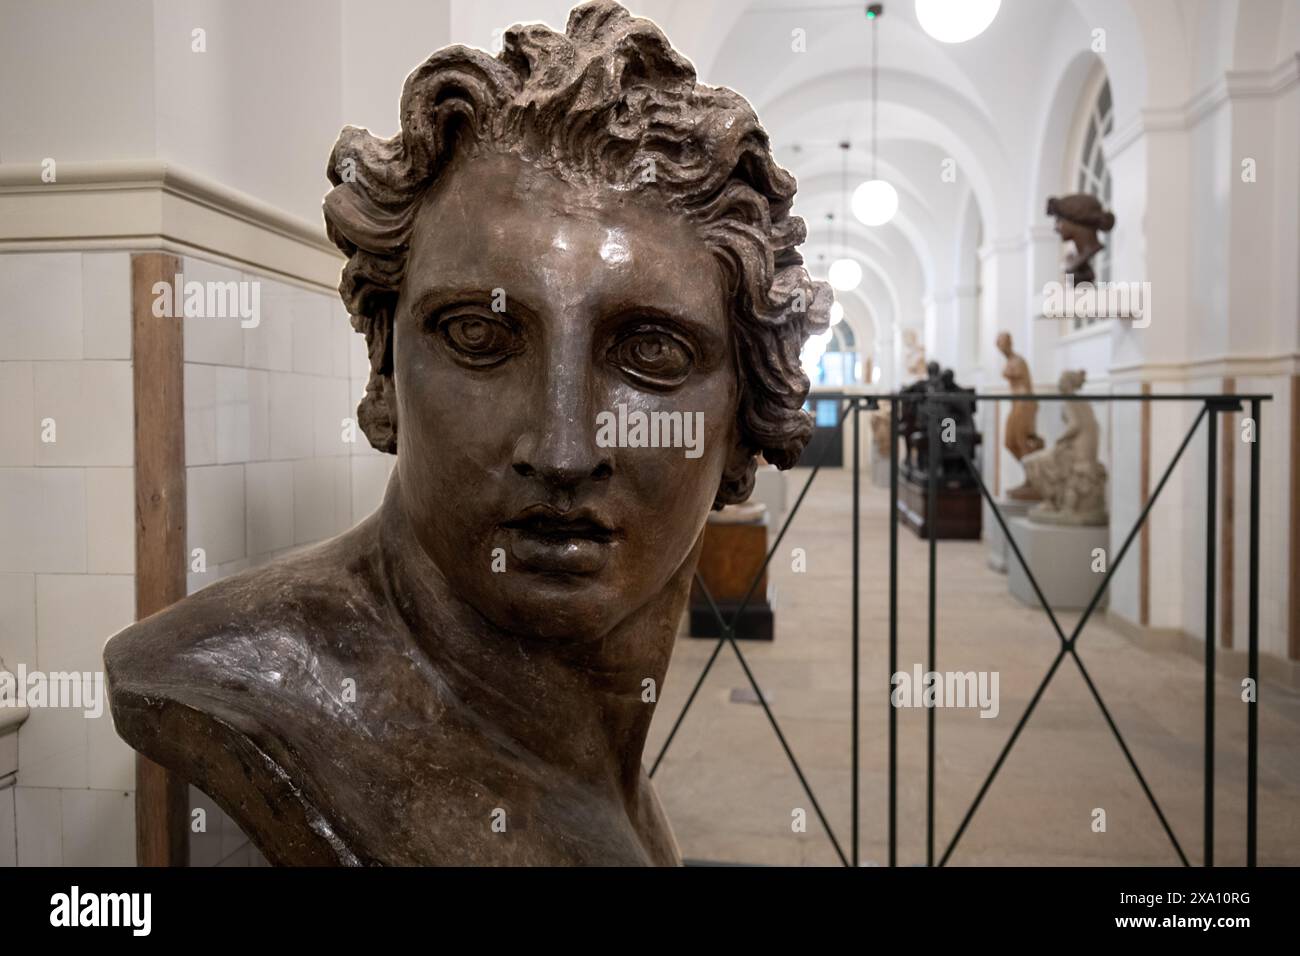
[1221,377,1235,650]
[130,252,190,866]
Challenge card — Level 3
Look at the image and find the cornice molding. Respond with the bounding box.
[1107,53,1300,160]
[0,160,343,292]
[1109,350,1300,383]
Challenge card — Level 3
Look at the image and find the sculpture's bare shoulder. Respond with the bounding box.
[103,514,394,865]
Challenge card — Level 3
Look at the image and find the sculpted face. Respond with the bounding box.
[390,151,740,642]
[1054,215,1091,250]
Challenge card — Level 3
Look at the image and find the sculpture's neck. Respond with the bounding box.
[374,471,692,808]
[1066,236,1102,271]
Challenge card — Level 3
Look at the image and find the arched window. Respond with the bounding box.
[818,321,860,385]
[1069,71,1113,327]
[830,322,855,353]
[1076,78,1113,207]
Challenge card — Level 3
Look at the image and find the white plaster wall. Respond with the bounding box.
[151,0,344,225]
[0,0,157,163]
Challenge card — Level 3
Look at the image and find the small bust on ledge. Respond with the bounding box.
[1046,193,1115,286]
[102,0,828,866]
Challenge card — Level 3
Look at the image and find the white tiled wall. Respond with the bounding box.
[182,253,393,590]
[0,250,138,866]
[180,255,394,864]
[1,249,395,867]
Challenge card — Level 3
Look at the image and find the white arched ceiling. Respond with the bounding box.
[694,0,1108,388]
[806,252,907,356]
[793,157,941,291]
[803,216,920,324]
[957,190,983,289]
[755,74,1007,236]
[830,289,878,362]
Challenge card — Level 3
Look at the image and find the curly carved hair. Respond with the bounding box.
[323,0,829,506]
[1046,194,1116,232]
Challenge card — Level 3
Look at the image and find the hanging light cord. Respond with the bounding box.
[871,13,878,180]
[842,142,854,257]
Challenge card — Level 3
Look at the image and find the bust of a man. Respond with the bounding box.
[103,0,828,866]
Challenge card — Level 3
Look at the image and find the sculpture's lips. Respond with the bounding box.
[501,508,617,574]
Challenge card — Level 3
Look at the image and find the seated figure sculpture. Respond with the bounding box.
[102,1,829,866]
[1021,370,1108,525]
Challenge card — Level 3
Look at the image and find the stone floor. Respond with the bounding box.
[646,466,1300,867]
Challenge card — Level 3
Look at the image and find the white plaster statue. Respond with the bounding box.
[1021,369,1107,526]
[902,329,926,379]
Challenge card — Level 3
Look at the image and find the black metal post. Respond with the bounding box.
[1247,399,1260,866]
[1204,404,1217,867]
[888,397,899,868]
[926,406,938,867]
[851,398,860,868]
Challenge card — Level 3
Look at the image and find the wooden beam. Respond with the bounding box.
[1291,376,1300,661]
[130,252,190,867]
[992,402,1001,497]
[1221,377,1235,650]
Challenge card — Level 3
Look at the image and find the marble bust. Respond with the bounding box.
[103,0,829,865]
[1021,370,1108,525]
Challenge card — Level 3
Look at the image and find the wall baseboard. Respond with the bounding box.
[1104,611,1300,692]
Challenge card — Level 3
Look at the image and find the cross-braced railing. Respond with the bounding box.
[653,391,1268,868]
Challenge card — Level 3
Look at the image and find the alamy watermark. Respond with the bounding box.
[152,272,261,328]
[891,664,999,718]
[1042,277,1151,329]
[594,404,704,459]
[50,886,150,936]
[0,665,105,718]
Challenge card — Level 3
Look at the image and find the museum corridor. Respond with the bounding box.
[3,0,1298,890]
[650,466,1300,866]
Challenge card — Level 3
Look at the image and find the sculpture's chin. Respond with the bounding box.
[485,576,635,643]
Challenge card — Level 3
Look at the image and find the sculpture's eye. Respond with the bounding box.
[608,327,694,389]
[437,311,521,367]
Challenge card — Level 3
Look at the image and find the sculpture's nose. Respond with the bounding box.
[511,353,613,489]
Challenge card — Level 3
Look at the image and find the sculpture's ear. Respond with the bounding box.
[356,315,398,455]
[714,441,757,509]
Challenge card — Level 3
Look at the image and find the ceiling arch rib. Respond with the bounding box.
[754,71,1009,237]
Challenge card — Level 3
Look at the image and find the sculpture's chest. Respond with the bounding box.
[245,712,665,866]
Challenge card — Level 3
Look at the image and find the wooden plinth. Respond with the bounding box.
[689,512,774,640]
[898,478,982,540]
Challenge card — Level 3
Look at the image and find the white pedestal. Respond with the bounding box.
[1007,517,1109,610]
[985,498,1033,573]
[871,456,892,488]
[751,465,786,532]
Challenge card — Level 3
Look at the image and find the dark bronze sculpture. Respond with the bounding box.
[900,362,979,488]
[103,1,828,865]
[895,363,982,540]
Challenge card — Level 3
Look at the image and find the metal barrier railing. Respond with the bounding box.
[654,390,1271,867]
